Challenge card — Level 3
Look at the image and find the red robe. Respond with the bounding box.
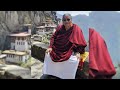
[49,24,87,62]
[89,28,116,79]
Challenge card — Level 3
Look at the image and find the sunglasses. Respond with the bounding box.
[62,19,71,22]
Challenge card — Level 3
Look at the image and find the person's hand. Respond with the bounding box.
[46,48,52,54]
[75,52,81,60]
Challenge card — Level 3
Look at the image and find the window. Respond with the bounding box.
[22,37,24,40]
[19,56,21,61]
[19,56,22,61]
[21,56,22,61]
[18,37,20,40]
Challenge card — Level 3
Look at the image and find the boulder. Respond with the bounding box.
[31,42,49,62]
[31,59,43,79]
[0,64,31,79]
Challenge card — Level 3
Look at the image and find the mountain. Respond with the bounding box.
[57,11,120,65]
[56,13,62,19]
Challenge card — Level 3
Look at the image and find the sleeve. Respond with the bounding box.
[73,44,86,54]
[69,24,87,46]
[72,25,87,54]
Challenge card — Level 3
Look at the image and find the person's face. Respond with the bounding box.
[62,16,72,27]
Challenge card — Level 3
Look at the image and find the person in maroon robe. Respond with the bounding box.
[46,13,87,61]
[41,13,87,79]
[89,28,116,79]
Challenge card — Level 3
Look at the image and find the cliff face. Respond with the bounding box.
[0,11,57,50]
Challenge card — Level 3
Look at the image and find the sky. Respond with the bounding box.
[57,11,120,16]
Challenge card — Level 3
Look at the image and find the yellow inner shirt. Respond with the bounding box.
[80,52,89,62]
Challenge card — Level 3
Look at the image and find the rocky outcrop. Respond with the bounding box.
[0,57,44,79]
[0,11,57,50]
[0,64,31,79]
[31,58,43,79]
[112,66,120,79]
[31,42,49,62]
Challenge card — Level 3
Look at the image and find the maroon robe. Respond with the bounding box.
[49,24,87,62]
[89,28,116,79]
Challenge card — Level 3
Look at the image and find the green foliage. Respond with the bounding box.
[76,61,89,79]
[20,57,35,68]
[24,16,31,24]
[41,34,50,44]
